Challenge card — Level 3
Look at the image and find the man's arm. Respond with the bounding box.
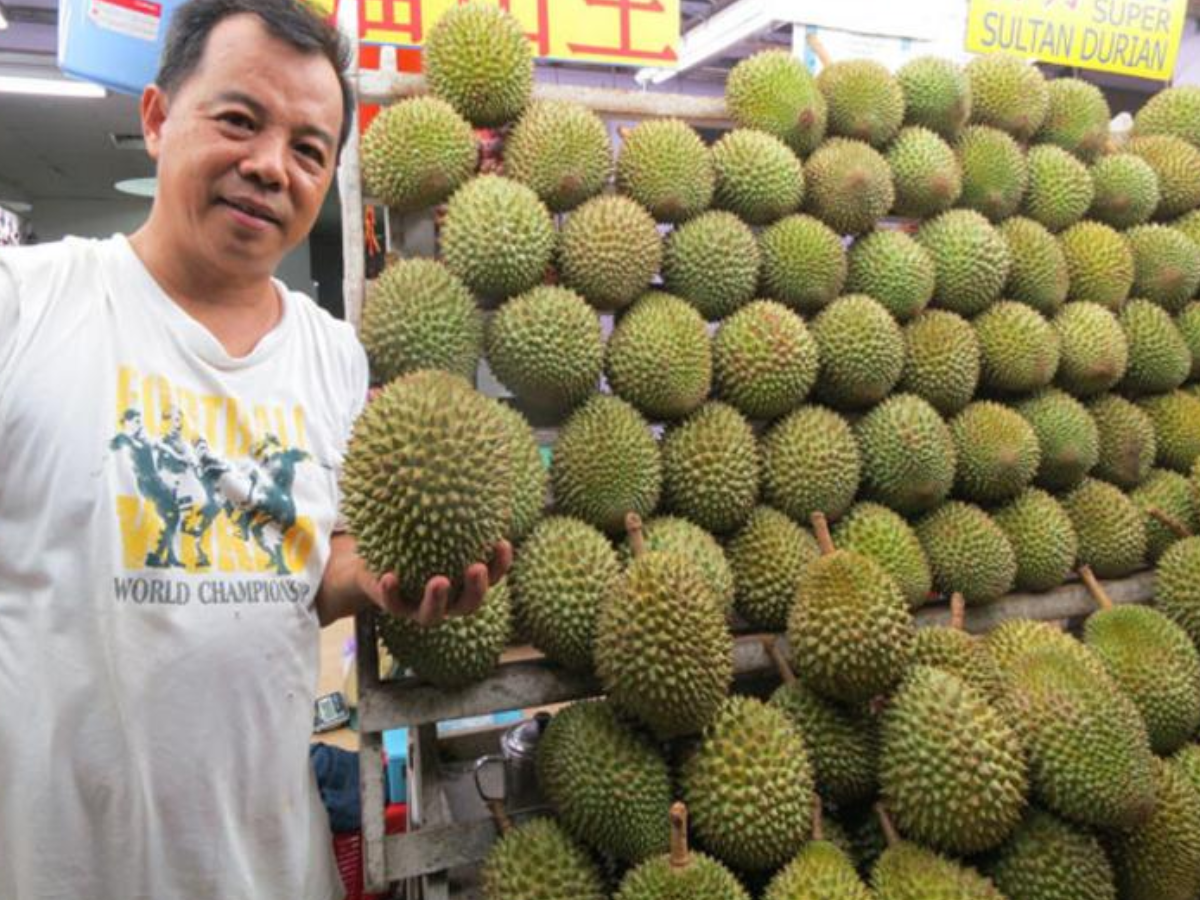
[0,258,20,375]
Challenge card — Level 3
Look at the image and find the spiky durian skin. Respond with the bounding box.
[550,395,661,536]
[360,96,477,212]
[966,52,1048,141]
[726,507,818,631]
[918,209,1012,316]
[557,195,662,313]
[1131,468,1198,562]
[682,697,814,872]
[510,516,618,671]
[758,214,848,314]
[1141,390,1200,473]
[854,394,956,517]
[1119,298,1191,395]
[660,403,759,536]
[492,401,546,543]
[787,549,915,705]
[1016,388,1100,492]
[1133,85,1200,148]
[503,99,610,212]
[711,129,805,225]
[769,678,878,808]
[712,300,819,421]
[803,138,896,236]
[378,579,512,688]
[1085,605,1200,755]
[999,216,1070,315]
[1036,77,1111,161]
[441,175,554,300]
[1059,221,1135,309]
[846,229,936,321]
[986,619,1109,681]
[834,501,934,608]
[361,257,483,383]
[616,118,714,223]
[1087,394,1157,488]
[1158,537,1200,647]
[1127,135,1200,219]
[1053,302,1129,397]
[1089,154,1161,229]
[899,310,981,415]
[1125,224,1200,312]
[1175,745,1200,794]
[481,817,608,900]
[761,405,861,524]
[812,294,905,409]
[951,401,1041,504]
[614,851,751,900]
[725,49,828,157]
[909,626,1007,704]
[974,301,1061,394]
[663,211,760,320]
[605,292,712,421]
[1175,209,1200,250]
[916,501,1017,606]
[1021,145,1095,233]
[1178,303,1200,380]
[872,842,1007,900]
[993,487,1079,593]
[1062,478,1147,579]
[764,841,873,900]
[817,59,905,148]
[956,124,1028,221]
[617,516,735,613]
[985,809,1118,900]
[898,56,971,140]
[887,126,963,218]
[342,371,512,600]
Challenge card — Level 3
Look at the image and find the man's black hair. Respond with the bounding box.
[156,0,354,154]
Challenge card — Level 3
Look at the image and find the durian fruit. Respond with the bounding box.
[1177,303,1200,380]
[617,516,735,613]
[1133,85,1200,149]
[424,2,532,127]
[1125,224,1200,312]
[503,100,611,212]
[1175,209,1200,250]
[998,216,1070,316]
[812,294,905,409]
[880,665,1028,855]
[917,209,1012,316]
[605,292,712,421]
[834,501,934,608]
[1131,468,1198,562]
[803,138,896,236]
[616,119,714,223]
[441,175,554,300]
[908,594,1007,702]
[1062,478,1147,578]
[871,806,1007,900]
[1119,298,1191,395]
[984,809,1118,900]
[342,370,512,600]
[510,516,618,671]
[556,194,663,313]
[899,310,981,415]
[726,507,819,631]
[965,51,1048,141]
[993,487,1079,592]
[663,211,760,320]
[1126,135,1200,219]
[492,401,547,543]
[1053,302,1129,397]
[758,214,848,314]
[1140,390,1200,473]
[916,501,1017,605]
[660,402,759,536]
[974,301,1061,394]
[956,124,1028,221]
[682,695,814,872]
[1157,537,1200,647]
[1058,220,1135,309]
[361,257,483,383]
[712,300,819,421]
[763,800,874,900]
[986,619,1109,681]
[481,817,607,900]
[1087,394,1157,488]
[854,394,956,517]
[787,513,915,705]
[550,395,660,535]
[761,405,861,524]
[1089,154,1161,229]
[1021,145,1095,233]
[536,699,672,863]
[1176,745,1200,795]
[725,49,828,157]
[897,56,971,140]
[360,96,477,212]
[711,129,805,225]
[1035,77,1111,161]
[817,59,905,148]
[845,229,936,321]
[486,285,604,414]
[950,401,1041,504]
[378,579,512,688]
[1016,388,1100,492]
[887,126,963,218]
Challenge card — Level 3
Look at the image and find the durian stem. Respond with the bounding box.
[812,795,825,843]
[669,802,690,869]
[811,511,836,556]
[486,798,513,834]
[1150,506,1194,539]
[806,32,833,68]
[950,592,966,631]
[626,512,646,559]
[762,636,797,685]
[1079,565,1114,611]
[875,803,901,849]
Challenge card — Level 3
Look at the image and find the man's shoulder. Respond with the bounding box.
[0,236,110,284]
[278,285,360,356]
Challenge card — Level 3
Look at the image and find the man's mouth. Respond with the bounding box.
[219,197,282,227]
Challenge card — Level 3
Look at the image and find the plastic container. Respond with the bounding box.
[57,0,185,95]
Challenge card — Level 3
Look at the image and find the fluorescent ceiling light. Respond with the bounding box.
[0,200,31,214]
[0,75,106,98]
[0,3,9,31]
[115,177,157,198]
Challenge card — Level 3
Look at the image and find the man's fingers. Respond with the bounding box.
[488,540,513,586]
[449,563,489,617]
[416,578,450,627]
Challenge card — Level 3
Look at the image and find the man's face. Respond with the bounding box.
[141,15,343,280]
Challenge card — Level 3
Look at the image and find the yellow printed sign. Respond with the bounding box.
[359,0,680,68]
[966,0,1188,81]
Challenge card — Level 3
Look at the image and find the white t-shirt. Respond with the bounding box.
[0,235,368,900]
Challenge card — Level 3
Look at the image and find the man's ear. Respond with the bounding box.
[141,84,169,162]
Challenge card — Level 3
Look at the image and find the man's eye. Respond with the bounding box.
[220,113,254,131]
[297,144,326,165]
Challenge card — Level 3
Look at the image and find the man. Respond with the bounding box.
[0,1,508,897]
